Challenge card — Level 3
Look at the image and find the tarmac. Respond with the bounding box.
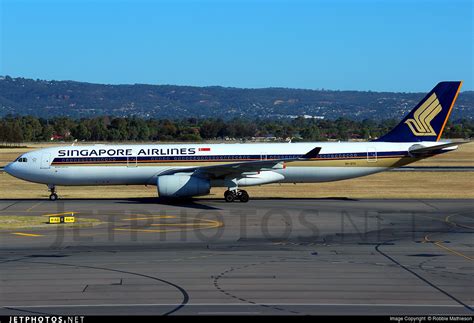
[0,198,472,315]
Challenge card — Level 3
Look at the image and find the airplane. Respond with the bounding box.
[4,81,466,203]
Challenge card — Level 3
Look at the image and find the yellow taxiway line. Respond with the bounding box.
[41,212,78,217]
[25,201,43,212]
[122,215,176,221]
[11,232,44,237]
[115,216,223,233]
[422,214,473,261]
[445,214,474,230]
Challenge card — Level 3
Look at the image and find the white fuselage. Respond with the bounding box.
[4,141,442,188]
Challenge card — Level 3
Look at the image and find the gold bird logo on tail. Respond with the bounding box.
[405,93,442,136]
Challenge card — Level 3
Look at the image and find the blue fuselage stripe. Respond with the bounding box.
[51,151,410,165]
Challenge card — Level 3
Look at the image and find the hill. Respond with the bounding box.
[0,76,472,120]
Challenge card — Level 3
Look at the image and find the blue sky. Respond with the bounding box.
[1,0,472,91]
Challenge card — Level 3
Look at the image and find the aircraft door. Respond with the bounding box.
[40,153,51,169]
[367,147,377,162]
[127,156,137,167]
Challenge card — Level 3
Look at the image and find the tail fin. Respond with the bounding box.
[375,81,463,142]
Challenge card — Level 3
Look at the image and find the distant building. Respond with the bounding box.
[50,131,71,141]
[303,115,325,119]
[50,134,64,141]
[252,134,278,142]
[289,115,325,120]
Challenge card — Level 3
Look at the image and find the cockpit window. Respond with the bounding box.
[16,157,28,163]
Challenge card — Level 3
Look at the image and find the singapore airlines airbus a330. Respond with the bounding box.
[4,81,465,202]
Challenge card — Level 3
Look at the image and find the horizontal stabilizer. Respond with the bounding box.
[408,141,469,155]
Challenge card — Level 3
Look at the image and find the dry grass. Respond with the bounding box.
[1,171,473,199]
[0,141,472,199]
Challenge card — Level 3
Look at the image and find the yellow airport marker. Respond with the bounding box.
[49,216,61,224]
[47,212,76,224]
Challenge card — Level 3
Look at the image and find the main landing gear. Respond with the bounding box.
[224,189,249,203]
[48,184,58,201]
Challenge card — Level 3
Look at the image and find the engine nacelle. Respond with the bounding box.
[157,175,210,198]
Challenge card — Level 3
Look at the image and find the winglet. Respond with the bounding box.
[300,147,321,159]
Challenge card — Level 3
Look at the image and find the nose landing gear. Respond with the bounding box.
[224,189,249,203]
[48,184,58,201]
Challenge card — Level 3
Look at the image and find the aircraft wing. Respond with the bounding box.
[159,146,321,179]
[408,141,470,156]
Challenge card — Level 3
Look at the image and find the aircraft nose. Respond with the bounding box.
[4,163,11,174]
[4,162,15,176]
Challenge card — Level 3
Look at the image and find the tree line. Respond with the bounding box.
[0,115,472,144]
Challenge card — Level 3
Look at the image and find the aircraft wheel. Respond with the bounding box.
[224,191,235,202]
[49,193,58,201]
[239,190,249,203]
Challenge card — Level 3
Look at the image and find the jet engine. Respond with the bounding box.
[157,175,210,198]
